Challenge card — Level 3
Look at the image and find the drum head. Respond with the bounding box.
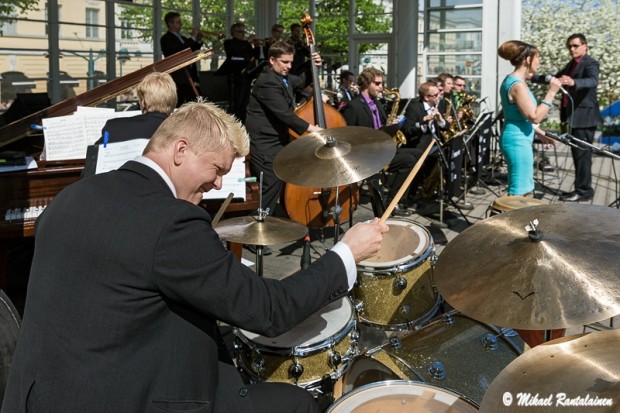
[492,196,546,212]
[328,380,479,412]
[358,219,431,268]
[238,297,353,349]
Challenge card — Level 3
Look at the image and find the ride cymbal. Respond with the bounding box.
[214,216,308,246]
[274,126,396,187]
[480,330,620,412]
[434,203,620,329]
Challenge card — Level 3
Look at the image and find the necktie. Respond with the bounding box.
[282,77,289,87]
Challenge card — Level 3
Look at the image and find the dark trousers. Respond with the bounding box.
[569,127,596,196]
[386,147,423,200]
[248,382,320,413]
[250,152,285,217]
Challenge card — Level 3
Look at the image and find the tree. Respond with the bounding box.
[522,0,619,107]
[0,0,39,18]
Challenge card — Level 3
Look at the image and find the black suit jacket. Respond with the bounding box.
[402,98,444,149]
[2,161,348,412]
[220,38,260,78]
[245,68,308,156]
[160,31,202,86]
[341,94,387,128]
[532,54,602,129]
[94,112,168,145]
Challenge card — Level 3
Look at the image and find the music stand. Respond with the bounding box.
[462,111,498,197]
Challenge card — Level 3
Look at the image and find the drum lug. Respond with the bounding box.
[481,333,499,350]
[349,328,360,345]
[252,354,265,375]
[393,276,408,291]
[353,299,365,315]
[428,361,447,380]
[233,337,244,352]
[388,336,403,349]
[399,304,411,318]
[442,312,455,325]
[430,253,438,266]
[289,360,304,381]
[499,326,519,338]
[328,350,342,369]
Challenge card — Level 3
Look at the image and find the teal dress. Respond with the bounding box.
[499,75,536,195]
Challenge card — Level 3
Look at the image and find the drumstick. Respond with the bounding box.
[380,140,436,223]
[212,192,235,227]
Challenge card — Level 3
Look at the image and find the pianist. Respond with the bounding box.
[94,72,177,145]
[1,100,388,413]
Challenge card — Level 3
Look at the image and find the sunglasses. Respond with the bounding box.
[567,43,583,49]
[455,83,465,87]
[427,93,439,98]
[372,81,383,86]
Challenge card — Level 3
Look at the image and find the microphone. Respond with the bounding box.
[544,131,576,147]
[476,96,489,103]
[545,75,569,94]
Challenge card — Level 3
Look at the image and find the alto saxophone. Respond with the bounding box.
[384,88,407,147]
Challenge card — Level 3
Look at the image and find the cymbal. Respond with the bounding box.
[214,215,308,246]
[480,330,620,412]
[274,126,396,187]
[434,203,620,329]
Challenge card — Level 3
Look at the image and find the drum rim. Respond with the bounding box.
[358,220,432,268]
[235,297,357,357]
[492,195,547,211]
[327,380,480,411]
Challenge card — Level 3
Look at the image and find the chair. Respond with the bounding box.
[0,290,21,404]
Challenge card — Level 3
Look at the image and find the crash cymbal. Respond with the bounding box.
[274,126,396,187]
[434,203,620,329]
[480,330,620,412]
[214,215,308,246]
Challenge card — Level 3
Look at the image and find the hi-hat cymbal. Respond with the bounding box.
[434,203,620,329]
[214,216,308,246]
[480,330,620,412]
[274,126,396,187]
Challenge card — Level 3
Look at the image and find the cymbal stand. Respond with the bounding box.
[430,134,472,227]
[254,171,269,277]
[330,187,343,244]
[455,132,474,210]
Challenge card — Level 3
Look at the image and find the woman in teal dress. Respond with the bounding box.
[498,41,562,195]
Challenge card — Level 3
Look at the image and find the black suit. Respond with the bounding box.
[221,38,260,122]
[245,68,308,216]
[342,94,421,202]
[94,112,167,145]
[160,31,203,106]
[1,160,347,412]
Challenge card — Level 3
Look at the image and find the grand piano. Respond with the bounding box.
[0,48,259,289]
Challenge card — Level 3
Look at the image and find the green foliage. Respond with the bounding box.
[0,0,39,17]
[522,0,620,107]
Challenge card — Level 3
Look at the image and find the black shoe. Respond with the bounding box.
[245,245,272,255]
[560,192,592,202]
[391,204,412,217]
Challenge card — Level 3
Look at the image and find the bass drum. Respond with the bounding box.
[234,297,358,389]
[328,380,479,413]
[340,310,526,405]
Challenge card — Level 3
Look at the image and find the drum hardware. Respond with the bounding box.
[480,329,620,412]
[428,361,447,380]
[434,203,620,331]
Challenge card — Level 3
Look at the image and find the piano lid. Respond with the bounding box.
[0,48,213,149]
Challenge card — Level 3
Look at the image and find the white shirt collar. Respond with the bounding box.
[133,156,177,198]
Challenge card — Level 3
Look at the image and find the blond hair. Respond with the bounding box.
[145,99,249,157]
[137,72,177,115]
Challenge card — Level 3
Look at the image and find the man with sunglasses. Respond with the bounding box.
[532,33,602,202]
[342,67,421,217]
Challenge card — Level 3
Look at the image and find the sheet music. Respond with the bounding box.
[42,115,87,160]
[80,108,141,145]
[0,156,38,173]
[95,139,149,174]
[202,157,247,200]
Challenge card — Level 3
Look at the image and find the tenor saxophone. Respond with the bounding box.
[384,88,407,147]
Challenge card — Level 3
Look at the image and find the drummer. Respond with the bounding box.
[2,100,389,413]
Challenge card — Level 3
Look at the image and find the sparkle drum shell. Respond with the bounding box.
[353,219,440,330]
[343,311,525,405]
[234,297,358,388]
[327,380,479,413]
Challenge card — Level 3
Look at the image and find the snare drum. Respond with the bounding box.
[327,381,479,413]
[342,311,525,405]
[353,219,440,330]
[234,297,358,388]
[489,196,546,216]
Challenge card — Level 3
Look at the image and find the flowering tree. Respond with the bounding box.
[522,0,619,107]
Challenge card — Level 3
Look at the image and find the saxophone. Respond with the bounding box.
[384,88,407,147]
[441,92,477,144]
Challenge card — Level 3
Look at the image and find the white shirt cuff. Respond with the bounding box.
[331,242,357,290]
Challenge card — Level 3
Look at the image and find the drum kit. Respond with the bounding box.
[215,126,620,412]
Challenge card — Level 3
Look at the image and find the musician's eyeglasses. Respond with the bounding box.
[454,83,465,87]
[427,93,439,98]
[567,43,583,49]
[372,81,383,86]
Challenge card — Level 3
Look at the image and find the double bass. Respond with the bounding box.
[283,13,359,229]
